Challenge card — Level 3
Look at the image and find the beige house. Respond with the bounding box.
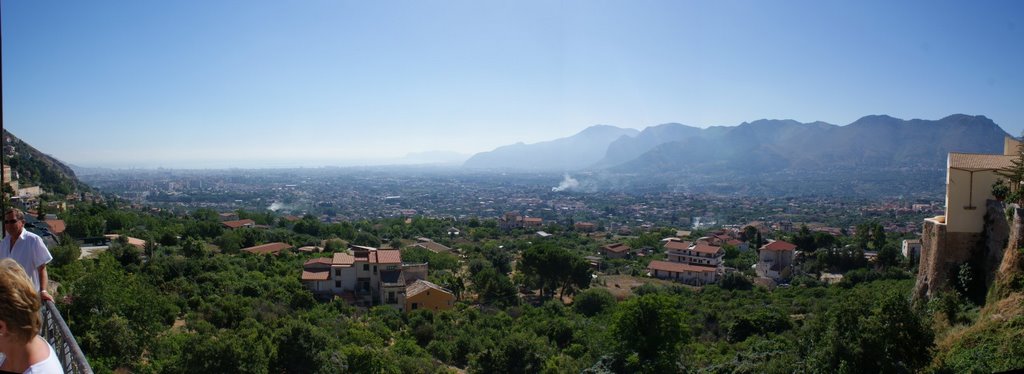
[647,260,718,285]
[917,136,1021,299]
[301,245,418,310]
[756,240,796,280]
[944,152,1015,233]
[665,240,724,267]
[405,280,455,312]
[648,239,724,284]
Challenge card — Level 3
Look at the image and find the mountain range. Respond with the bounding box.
[463,114,1010,175]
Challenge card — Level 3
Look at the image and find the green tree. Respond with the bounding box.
[998,140,1024,203]
[611,293,687,372]
[803,286,933,373]
[50,238,82,267]
[472,266,517,307]
[272,320,330,373]
[792,225,816,252]
[519,243,591,299]
[871,223,886,251]
[876,243,901,269]
[572,287,616,317]
[468,331,551,374]
[181,237,209,258]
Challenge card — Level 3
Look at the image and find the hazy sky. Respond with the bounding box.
[3,1,1023,168]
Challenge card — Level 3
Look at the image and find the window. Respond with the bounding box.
[335,281,340,287]
[335,269,341,276]
[411,303,418,310]
[373,265,377,274]
[363,264,369,271]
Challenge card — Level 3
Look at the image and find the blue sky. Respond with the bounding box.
[3,1,1023,168]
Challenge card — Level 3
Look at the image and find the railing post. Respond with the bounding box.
[39,300,94,374]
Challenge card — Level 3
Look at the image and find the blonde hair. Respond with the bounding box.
[0,258,41,343]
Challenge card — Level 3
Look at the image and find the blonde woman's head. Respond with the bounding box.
[0,258,41,343]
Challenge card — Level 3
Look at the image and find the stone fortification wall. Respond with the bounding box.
[914,199,1011,302]
[914,218,981,301]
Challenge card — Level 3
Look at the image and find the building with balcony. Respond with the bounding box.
[647,260,718,285]
[301,244,427,311]
[664,240,724,267]
[648,239,724,285]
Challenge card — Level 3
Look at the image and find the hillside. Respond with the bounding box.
[3,130,89,196]
[462,125,639,171]
[928,208,1024,372]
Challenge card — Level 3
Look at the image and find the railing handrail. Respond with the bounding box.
[40,300,93,374]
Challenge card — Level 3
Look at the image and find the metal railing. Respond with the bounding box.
[40,300,93,374]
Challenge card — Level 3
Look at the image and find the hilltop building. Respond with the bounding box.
[301,245,441,312]
[599,243,631,259]
[902,239,922,261]
[647,238,724,285]
[222,219,256,229]
[405,280,455,312]
[499,211,543,230]
[756,240,796,281]
[915,136,1021,300]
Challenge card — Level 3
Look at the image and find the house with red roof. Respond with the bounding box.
[242,242,292,255]
[221,219,256,230]
[653,239,725,284]
[300,244,424,311]
[646,260,718,285]
[574,222,597,232]
[44,219,66,235]
[600,243,632,259]
[405,279,455,312]
[756,240,797,280]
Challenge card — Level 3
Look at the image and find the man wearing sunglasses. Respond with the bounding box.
[0,209,53,301]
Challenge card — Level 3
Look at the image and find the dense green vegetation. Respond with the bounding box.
[43,202,973,373]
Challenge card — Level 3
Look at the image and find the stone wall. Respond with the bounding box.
[914,199,1010,302]
[914,218,981,301]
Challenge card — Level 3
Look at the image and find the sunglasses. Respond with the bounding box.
[3,219,21,225]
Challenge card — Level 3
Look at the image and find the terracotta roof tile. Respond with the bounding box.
[376,250,402,264]
[692,242,723,255]
[664,241,693,251]
[406,279,453,298]
[242,242,291,255]
[304,258,333,267]
[948,152,1015,171]
[222,219,256,229]
[332,253,355,266]
[301,270,329,281]
[602,243,631,253]
[760,240,797,252]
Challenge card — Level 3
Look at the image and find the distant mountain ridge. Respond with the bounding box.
[462,125,640,171]
[463,114,1009,175]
